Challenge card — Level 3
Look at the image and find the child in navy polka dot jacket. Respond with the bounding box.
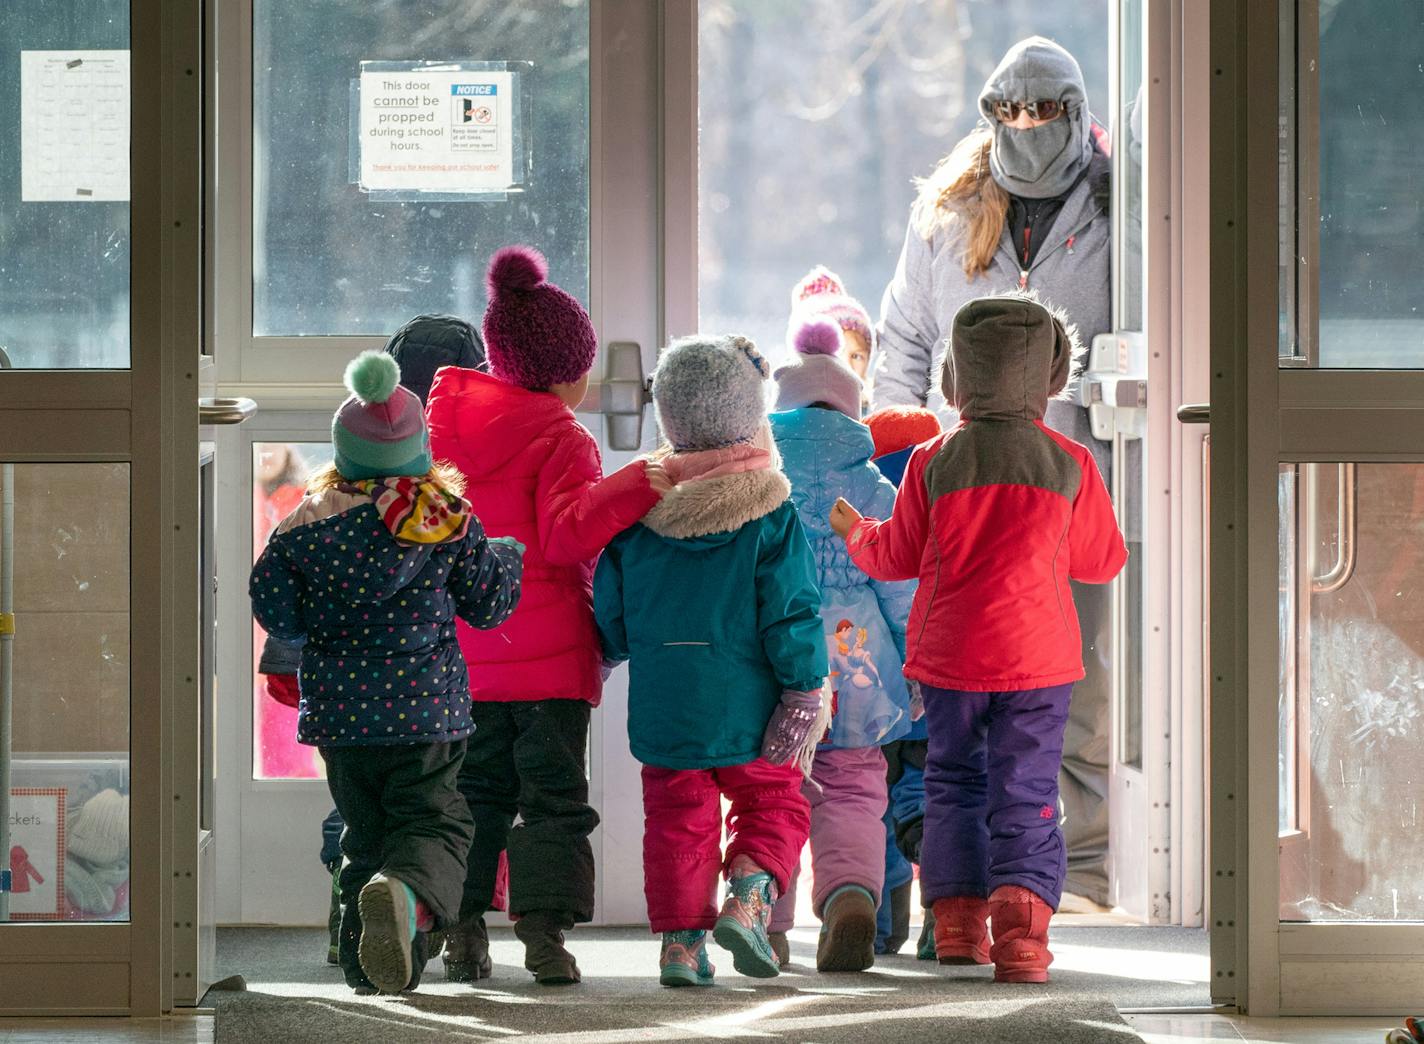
[250,351,523,996]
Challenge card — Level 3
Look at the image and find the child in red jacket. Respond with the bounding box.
[425,246,670,985]
[830,293,1126,984]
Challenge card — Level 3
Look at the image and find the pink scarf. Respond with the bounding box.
[661,444,772,484]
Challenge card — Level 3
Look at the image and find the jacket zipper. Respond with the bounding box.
[1015,207,1101,290]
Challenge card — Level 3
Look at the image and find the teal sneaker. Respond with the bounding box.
[357,874,419,994]
[659,930,716,987]
[712,871,780,979]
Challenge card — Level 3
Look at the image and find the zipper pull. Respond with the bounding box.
[1067,234,1076,255]
[1019,270,1029,289]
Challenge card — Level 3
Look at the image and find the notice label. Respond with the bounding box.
[20,51,130,202]
[358,67,516,195]
[7,788,66,920]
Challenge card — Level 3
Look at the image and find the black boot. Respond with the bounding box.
[514,910,580,985]
[884,879,912,954]
[325,862,342,965]
[443,915,493,982]
[916,906,937,960]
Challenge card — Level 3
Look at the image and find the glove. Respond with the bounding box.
[907,679,925,722]
[600,659,619,683]
[895,813,925,865]
[488,535,526,557]
[761,688,825,767]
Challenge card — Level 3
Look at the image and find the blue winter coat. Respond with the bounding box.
[594,466,827,770]
[771,407,916,748]
[249,488,522,748]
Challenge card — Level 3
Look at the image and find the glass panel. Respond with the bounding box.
[252,442,332,781]
[1117,0,1145,333]
[1118,433,1145,769]
[1280,463,1424,921]
[697,0,1109,362]
[2,463,130,923]
[1281,2,1424,367]
[0,3,131,368]
[252,0,590,337]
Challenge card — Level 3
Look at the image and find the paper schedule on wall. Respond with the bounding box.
[20,51,130,203]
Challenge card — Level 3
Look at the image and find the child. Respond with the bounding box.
[863,404,941,959]
[425,246,668,985]
[790,266,876,382]
[762,319,916,973]
[250,352,523,995]
[594,334,828,986]
[830,294,1126,983]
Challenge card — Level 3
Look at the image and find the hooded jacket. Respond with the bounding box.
[593,464,827,770]
[770,407,915,748]
[249,488,523,746]
[848,298,1126,692]
[425,367,660,705]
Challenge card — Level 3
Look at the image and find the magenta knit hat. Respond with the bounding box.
[787,265,876,352]
[482,246,598,391]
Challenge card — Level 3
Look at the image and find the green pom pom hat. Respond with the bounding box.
[332,351,433,480]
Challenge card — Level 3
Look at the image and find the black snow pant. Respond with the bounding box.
[457,699,599,924]
[322,740,473,989]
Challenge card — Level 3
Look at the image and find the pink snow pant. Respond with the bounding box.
[769,745,888,933]
[641,759,811,932]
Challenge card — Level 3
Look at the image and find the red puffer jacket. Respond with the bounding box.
[427,367,660,705]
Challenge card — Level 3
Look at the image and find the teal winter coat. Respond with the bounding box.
[594,465,828,769]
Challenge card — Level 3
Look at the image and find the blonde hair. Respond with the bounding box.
[910,129,1009,279]
[306,460,467,497]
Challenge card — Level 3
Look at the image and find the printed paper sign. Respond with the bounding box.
[358,67,516,194]
[20,51,130,202]
[7,788,66,920]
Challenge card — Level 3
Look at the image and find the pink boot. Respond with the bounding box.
[988,885,1054,983]
[931,896,991,965]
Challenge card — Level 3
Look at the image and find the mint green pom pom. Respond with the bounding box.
[344,351,400,405]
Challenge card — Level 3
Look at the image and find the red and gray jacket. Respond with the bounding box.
[847,295,1127,692]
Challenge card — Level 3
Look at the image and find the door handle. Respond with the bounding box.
[1309,462,1357,594]
[577,342,649,452]
[199,397,258,425]
[1177,403,1210,424]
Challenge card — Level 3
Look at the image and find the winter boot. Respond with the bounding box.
[712,871,780,978]
[357,874,430,994]
[659,929,716,987]
[881,878,912,955]
[513,909,581,985]
[768,930,791,968]
[932,896,991,966]
[988,885,1054,983]
[325,862,342,965]
[816,885,878,973]
[916,905,937,960]
[443,915,493,982]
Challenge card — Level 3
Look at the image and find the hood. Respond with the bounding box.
[275,488,436,603]
[940,294,1081,421]
[642,467,791,543]
[384,314,486,405]
[770,407,875,473]
[427,367,576,474]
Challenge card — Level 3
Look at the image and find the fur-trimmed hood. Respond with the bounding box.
[642,467,792,541]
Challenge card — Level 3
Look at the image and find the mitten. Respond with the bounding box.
[488,535,526,557]
[761,686,831,777]
[907,678,925,721]
[600,659,619,683]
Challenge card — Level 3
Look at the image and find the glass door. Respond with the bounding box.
[1212,0,1424,1014]
[0,0,202,1015]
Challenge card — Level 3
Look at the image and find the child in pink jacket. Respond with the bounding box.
[425,246,669,985]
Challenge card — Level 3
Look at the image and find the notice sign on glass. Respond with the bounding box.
[20,50,130,202]
[355,62,526,198]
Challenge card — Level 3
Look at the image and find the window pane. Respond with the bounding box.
[1281,463,1424,921]
[252,442,333,781]
[4,463,130,922]
[253,0,590,337]
[698,0,1108,362]
[0,4,130,368]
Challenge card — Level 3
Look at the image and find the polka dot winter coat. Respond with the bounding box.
[249,487,523,747]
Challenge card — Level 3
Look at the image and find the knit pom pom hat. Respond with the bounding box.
[865,405,942,459]
[331,351,433,481]
[482,245,598,391]
[773,318,864,420]
[652,333,770,451]
[787,265,876,353]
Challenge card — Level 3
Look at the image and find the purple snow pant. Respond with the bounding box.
[768,745,888,933]
[920,684,1073,910]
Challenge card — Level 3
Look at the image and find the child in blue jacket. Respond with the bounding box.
[250,352,522,995]
[763,319,917,973]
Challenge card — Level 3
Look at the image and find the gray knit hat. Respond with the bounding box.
[653,334,770,451]
[774,318,864,420]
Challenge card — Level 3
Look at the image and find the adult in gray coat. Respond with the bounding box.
[873,37,1115,906]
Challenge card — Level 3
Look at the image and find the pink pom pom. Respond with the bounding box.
[794,318,842,356]
[486,245,547,294]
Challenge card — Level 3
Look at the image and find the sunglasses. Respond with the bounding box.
[990,98,1067,122]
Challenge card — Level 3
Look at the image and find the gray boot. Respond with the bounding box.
[442,915,492,982]
[514,910,580,985]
